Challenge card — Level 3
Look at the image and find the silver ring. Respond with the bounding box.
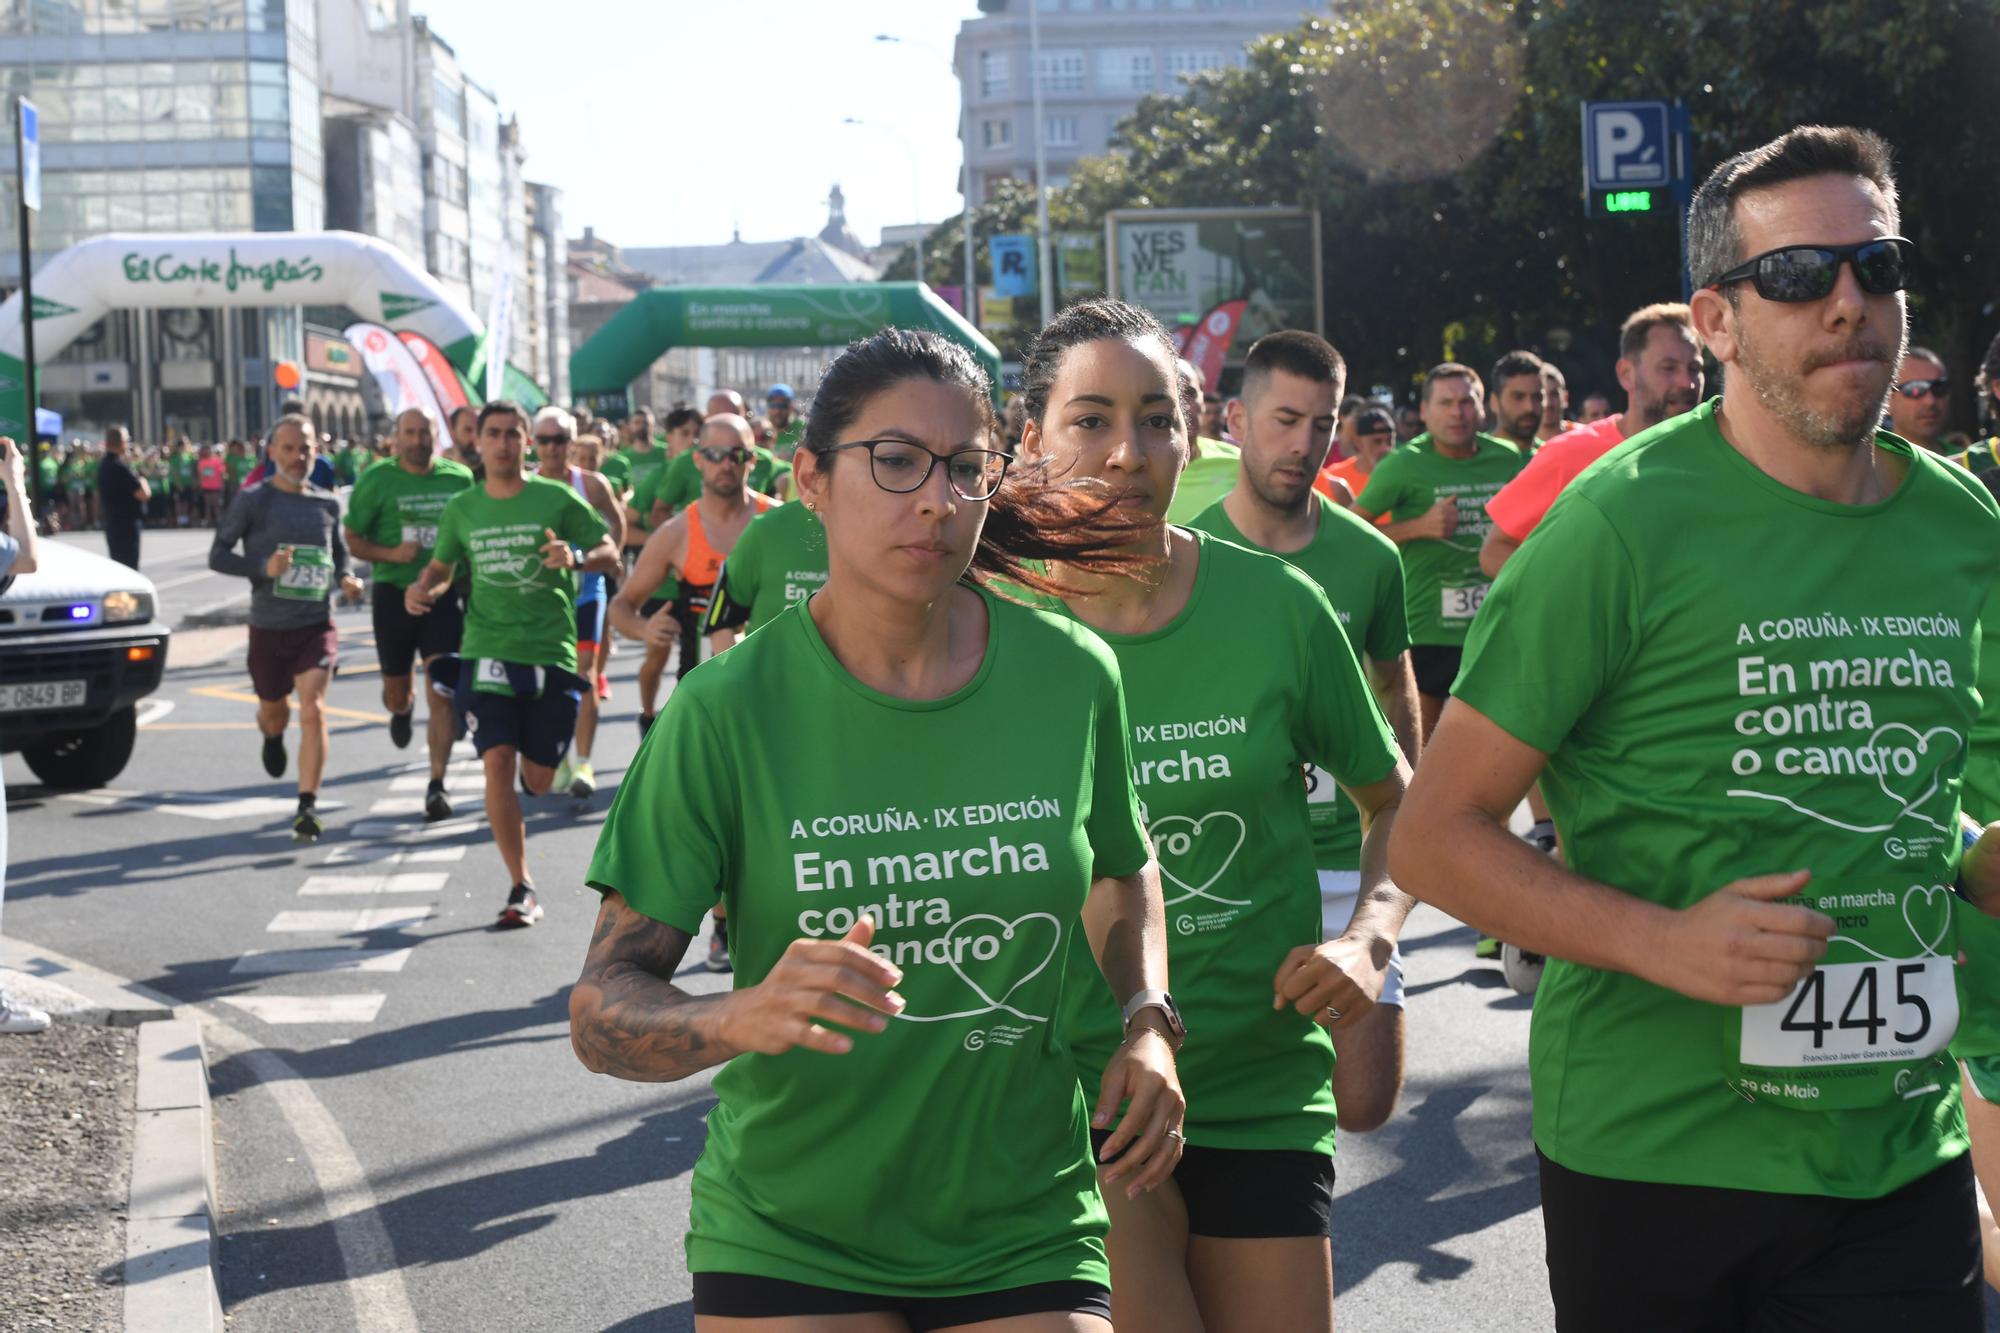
[1326,1007,1343,1020]
[1165,1128,1186,1143]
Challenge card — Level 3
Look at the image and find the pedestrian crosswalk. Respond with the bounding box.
[221,742,481,1026]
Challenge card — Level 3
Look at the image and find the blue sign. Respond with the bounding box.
[18,98,37,212]
[990,234,1036,299]
[1583,100,1670,191]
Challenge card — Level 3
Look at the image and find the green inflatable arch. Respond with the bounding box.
[569,283,1002,406]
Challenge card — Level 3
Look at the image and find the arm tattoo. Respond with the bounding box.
[570,896,740,1083]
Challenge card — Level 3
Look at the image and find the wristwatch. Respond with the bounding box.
[1122,989,1186,1051]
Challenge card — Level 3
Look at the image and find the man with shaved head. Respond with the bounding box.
[706,389,747,419]
[344,405,476,819]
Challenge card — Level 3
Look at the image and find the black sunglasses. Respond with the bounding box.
[1709,237,1914,303]
[698,446,753,463]
[533,435,569,446]
[1894,378,1949,400]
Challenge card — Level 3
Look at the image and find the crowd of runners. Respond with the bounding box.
[165,124,2000,1328]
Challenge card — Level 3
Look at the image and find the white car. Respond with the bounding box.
[0,539,169,788]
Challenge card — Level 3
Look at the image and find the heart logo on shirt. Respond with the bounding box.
[1867,724,1962,830]
[944,911,1062,1022]
[1151,810,1251,907]
[1901,882,1954,959]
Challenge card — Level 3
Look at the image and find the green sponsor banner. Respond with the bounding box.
[29,295,76,320]
[1055,232,1102,299]
[380,292,438,321]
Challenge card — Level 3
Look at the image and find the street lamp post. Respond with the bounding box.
[1025,1,1053,326]
[842,117,924,284]
[873,32,977,328]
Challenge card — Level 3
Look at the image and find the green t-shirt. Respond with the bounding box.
[1188,494,1410,871]
[1455,401,1997,1197]
[170,451,196,489]
[774,417,807,453]
[344,457,476,587]
[599,449,632,493]
[643,449,702,519]
[1953,585,2000,1064]
[748,446,791,497]
[1045,531,1400,1154]
[586,589,1149,1294]
[333,446,367,485]
[143,455,170,491]
[1354,432,1522,646]
[704,499,828,638]
[625,444,667,501]
[1163,436,1240,525]
[37,453,57,491]
[225,451,254,485]
[432,475,609,672]
[61,455,90,489]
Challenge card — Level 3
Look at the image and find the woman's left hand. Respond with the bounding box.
[1092,1025,1186,1198]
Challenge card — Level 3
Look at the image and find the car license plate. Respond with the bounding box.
[0,679,86,713]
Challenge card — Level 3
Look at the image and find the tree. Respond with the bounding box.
[958,0,2000,419]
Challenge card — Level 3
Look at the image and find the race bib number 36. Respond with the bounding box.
[1740,957,1957,1068]
[1440,583,1489,621]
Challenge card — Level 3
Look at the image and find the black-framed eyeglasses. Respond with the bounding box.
[1894,378,1949,400]
[823,439,1010,501]
[697,446,753,463]
[1709,237,1914,303]
[533,435,570,447]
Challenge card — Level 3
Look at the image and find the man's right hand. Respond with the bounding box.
[404,582,436,617]
[643,603,681,649]
[264,546,294,579]
[714,917,904,1056]
[1420,497,1459,540]
[1644,870,1832,1007]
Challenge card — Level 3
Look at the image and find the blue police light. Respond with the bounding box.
[67,604,91,620]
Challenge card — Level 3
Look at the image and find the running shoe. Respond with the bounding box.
[496,885,543,930]
[568,759,596,800]
[705,919,732,973]
[595,673,611,702]
[1526,820,1559,856]
[0,996,52,1034]
[389,709,414,750]
[1502,943,1546,996]
[292,808,322,844]
[423,783,452,823]
[1473,935,1501,960]
[261,733,287,778]
[552,755,577,794]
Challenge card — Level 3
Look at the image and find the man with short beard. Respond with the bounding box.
[446,405,479,474]
[1393,125,2000,1328]
[1481,302,1705,575]
[1488,350,1549,456]
[1539,362,1578,438]
[1186,330,1421,1136]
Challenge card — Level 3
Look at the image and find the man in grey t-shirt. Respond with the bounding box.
[209,414,359,843]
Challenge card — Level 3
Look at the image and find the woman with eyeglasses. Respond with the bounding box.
[573,327,1184,1332]
[1013,299,1410,1333]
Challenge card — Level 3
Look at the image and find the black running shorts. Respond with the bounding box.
[692,1274,1110,1329]
[1091,1130,1335,1237]
[459,660,583,768]
[1408,642,1464,700]
[372,580,464,678]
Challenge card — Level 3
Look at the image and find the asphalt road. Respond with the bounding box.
[9,526,1981,1331]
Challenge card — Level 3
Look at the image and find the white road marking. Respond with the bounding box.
[386,773,486,793]
[150,794,342,821]
[319,843,466,866]
[220,994,388,1024]
[266,907,435,933]
[134,698,176,728]
[231,947,413,975]
[348,817,484,841]
[298,872,449,896]
[367,797,427,816]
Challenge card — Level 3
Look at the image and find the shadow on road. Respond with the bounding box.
[212,1095,714,1314]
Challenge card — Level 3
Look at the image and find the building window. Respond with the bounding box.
[1045,115,1079,147]
[982,118,1012,149]
[979,50,1009,97]
[431,235,470,281]
[1098,47,1153,92]
[1038,51,1087,94]
[431,74,465,138]
[430,157,467,207]
[1166,48,1230,79]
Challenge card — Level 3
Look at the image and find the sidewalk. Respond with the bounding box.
[0,942,223,1333]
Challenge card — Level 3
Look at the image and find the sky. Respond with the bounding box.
[411,0,987,251]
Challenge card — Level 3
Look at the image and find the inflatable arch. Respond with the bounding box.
[0,230,536,435]
[569,283,1002,408]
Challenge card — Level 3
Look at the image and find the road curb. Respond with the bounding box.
[126,1017,222,1332]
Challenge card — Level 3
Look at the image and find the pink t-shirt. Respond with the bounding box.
[1485,413,1628,541]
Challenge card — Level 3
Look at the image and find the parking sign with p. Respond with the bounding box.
[1584,100,1671,190]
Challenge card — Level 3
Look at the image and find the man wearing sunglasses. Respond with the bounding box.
[1394,125,2000,1330]
[1887,346,1972,463]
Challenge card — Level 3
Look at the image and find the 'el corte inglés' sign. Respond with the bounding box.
[121,248,326,293]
